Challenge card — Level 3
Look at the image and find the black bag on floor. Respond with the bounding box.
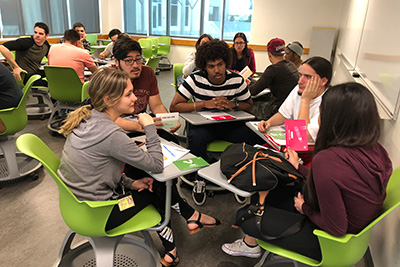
[220,143,304,192]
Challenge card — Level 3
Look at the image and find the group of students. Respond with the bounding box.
[0,26,393,266]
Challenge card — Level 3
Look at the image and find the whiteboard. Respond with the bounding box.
[337,0,400,120]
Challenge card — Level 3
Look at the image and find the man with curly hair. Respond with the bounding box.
[170,39,263,205]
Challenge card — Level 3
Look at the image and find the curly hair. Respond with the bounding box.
[195,39,231,72]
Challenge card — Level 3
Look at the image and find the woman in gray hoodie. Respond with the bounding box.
[58,68,221,266]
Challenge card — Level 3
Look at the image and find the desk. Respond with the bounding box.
[92,58,114,67]
[197,161,254,198]
[97,39,110,45]
[180,110,255,126]
[91,45,107,58]
[134,135,204,230]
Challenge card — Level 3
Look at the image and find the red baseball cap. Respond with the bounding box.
[267,38,286,54]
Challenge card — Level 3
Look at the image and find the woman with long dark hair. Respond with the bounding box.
[229,32,256,75]
[222,82,392,261]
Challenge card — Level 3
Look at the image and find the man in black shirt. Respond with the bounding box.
[0,22,50,86]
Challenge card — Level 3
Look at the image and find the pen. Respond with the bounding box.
[163,145,175,157]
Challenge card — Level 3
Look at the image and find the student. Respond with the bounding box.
[177,34,212,86]
[99,28,121,59]
[0,22,50,85]
[48,29,98,83]
[228,32,256,75]
[0,63,23,133]
[58,68,221,267]
[222,82,392,261]
[248,38,299,120]
[285,41,304,70]
[258,56,332,141]
[112,35,181,138]
[59,22,91,51]
[170,39,264,204]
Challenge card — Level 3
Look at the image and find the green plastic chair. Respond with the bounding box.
[44,66,85,133]
[86,34,98,54]
[158,36,172,70]
[146,56,161,73]
[0,75,41,182]
[138,38,153,60]
[16,133,162,267]
[255,167,400,267]
[82,81,90,101]
[172,63,184,91]
[147,37,159,58]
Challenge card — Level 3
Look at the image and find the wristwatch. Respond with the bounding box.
[234,100,240,109]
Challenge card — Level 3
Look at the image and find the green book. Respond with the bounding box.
[173,157,210,171]
[266,130,286,140]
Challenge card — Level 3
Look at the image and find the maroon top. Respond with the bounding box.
[299,144,392,236]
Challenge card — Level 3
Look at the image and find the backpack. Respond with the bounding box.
[220,143,304,192]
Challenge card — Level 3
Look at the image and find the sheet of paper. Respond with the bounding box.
[161,144,190,168]
[239,66,253,80]
[197,111,236,121]
[156,112,179,131]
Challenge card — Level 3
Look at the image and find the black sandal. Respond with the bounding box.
[187,212,222,234]
[161,251,180,267]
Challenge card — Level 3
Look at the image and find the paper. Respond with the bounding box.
[239,66,253,80]
[156,112,179,131]
[198,111,236,121]
[162,144,190,168]
[173,157,210,171]
[285,120,309,151]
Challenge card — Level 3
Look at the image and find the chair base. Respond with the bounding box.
[158,56,172,70]
[0,136,41,183]
[54,230,161,267]
[26,89,54,118]
[47,102,83,133]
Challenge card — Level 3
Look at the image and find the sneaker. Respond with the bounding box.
[192,180,206,206]
[222,238,262,258]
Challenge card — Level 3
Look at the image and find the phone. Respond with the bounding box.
[134,140,145,147]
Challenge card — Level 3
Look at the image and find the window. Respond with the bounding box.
[0,0,100,37]
[124,0,253,41]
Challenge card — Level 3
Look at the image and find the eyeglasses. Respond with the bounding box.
[234,42,245,45]
[121,58,143,66]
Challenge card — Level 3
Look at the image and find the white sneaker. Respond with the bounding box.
[222,238,262,258]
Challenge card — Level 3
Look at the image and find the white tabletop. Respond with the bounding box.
[180,110,255,126]
[197,161,254,197]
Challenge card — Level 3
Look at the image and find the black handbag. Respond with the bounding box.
[220,143,304,192]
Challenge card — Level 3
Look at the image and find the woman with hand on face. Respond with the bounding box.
[229,32,256,76]
[58,68,221,267]
[222,82,392,261]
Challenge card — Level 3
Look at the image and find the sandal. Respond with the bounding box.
[161,251,180,267]
[187,212,222,234]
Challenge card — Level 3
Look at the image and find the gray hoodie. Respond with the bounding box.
[58,110,164,201]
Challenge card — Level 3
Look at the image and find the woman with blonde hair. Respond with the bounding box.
[59,68,221,266]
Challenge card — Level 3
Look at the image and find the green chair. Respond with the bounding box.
[0,75,41,184]
[172,63,184,91]
[138,39,153,61]
[86,34,98,54]
[16,133,162,267]
[158,36,172,70]
[146,56,161,74]
[82,81,90,101]
[147,37,159,58]
[44,66,84,133]
[255,167,400,267]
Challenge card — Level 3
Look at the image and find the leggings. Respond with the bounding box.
[239,184,322,261]
[106,165,195,252]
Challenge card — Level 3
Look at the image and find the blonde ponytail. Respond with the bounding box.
[59,105,93,136]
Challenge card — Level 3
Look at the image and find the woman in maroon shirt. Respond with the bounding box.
[222,82,392,260]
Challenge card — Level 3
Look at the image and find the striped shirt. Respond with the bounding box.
[178,70,251,102]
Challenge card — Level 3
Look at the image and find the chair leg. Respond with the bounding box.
[254,251,299,267]
[54,230,77,266]
[254,250,270,267]
[86,235,124,267]
[0,137,20,179]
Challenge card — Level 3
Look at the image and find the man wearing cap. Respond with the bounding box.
[248,38,300,120]
[285,41,304,69]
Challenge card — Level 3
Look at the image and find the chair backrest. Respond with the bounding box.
[15,133,118,237]
[147,37,159,57]
[86,34,98,46]
[0,75,40,135]
[82,81,90,101]
[146,56,161,73]
[138,39,153,60]
[173,63,184,91]
[44,66,83,103]
[16,133,162,237]
[158,36,171,55]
